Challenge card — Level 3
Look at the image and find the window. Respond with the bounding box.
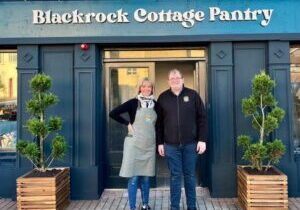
[104,48,206,61]
[9,54,16,63]
[0,51,17,157]
[127,68,137,75]
[0,54,4,64]
[290,46,300,152]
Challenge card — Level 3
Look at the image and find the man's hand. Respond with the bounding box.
[196,141,206,154]
[158,144,165,157]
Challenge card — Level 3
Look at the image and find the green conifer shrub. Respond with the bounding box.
[16,74,67,172]
[237,71,286,171]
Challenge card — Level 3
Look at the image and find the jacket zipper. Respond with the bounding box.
[176,95,181,145]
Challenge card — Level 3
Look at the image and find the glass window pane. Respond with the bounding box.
[109,67,149,151]
[104,49,205,59]
[110,67,149,108]
[290,47,300,151]
[0,51,17,154]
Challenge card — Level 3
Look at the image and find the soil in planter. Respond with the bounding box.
[24,169,62,178]
[244,166,280,175]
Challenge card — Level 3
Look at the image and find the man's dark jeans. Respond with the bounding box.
[165,143,198,210]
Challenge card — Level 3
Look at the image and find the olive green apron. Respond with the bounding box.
[119,106,157,177]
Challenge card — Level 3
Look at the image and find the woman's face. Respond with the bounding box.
[140,81,153,97]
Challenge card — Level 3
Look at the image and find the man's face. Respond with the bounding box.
[168,72,184,91]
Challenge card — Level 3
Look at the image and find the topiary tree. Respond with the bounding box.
[237,71,286,171]
[16,74,67,172]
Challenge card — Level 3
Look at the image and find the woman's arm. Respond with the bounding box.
[109,99,137,125]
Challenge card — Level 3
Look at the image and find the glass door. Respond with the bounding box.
[105,62,155,187]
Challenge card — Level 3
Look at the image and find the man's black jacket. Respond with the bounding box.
[156,87,208,145]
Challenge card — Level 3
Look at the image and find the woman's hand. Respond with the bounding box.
[128,123,134,134]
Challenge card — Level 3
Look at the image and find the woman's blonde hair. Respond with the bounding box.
[137,77,154,95]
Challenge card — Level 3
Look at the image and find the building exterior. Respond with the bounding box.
[0,0,300,200]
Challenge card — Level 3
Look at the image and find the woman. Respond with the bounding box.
[109,77,157,210]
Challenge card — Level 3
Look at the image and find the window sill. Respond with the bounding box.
[0,149,16,153]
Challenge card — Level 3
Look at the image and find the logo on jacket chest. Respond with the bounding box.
[183,96,189,102]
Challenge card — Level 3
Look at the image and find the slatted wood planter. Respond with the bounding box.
[237,165,288,210]
[17,167,70,210]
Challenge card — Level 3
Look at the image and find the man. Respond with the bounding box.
[156,69,207,210]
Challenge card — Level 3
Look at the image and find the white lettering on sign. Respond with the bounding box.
[209,7,273,27]
[133,8,205,28]
[32,7,274,28]
[33,9,129,24]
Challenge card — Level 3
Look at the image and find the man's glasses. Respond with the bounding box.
[169,77,182,81]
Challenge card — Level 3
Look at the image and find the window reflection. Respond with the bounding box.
[109,67,149,151]
[290,47,300,151]
[0,52,17,152]
[104,49,205,59]
[110,67,148,107]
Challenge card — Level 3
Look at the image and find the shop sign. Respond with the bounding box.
[32,7,273,28]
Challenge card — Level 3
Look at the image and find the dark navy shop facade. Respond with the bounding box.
[0,0,300,200]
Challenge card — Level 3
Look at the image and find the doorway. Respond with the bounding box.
[104,48,207,188]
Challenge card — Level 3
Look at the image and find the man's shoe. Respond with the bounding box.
[141,205,151,210]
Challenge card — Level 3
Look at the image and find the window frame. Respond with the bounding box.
[290,45,300,154]
[0,49,18,161]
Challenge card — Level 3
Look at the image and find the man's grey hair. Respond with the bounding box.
[168,69,183,79]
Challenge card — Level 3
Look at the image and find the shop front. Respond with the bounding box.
[103,48,208,188]
[0,0,299,200]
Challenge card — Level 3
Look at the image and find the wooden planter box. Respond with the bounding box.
[237,165,288,210]
[17,167,70,210]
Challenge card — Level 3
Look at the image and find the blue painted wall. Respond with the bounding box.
[269,41,299,197]
[12,45,104,200]
[209,41,300,197]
